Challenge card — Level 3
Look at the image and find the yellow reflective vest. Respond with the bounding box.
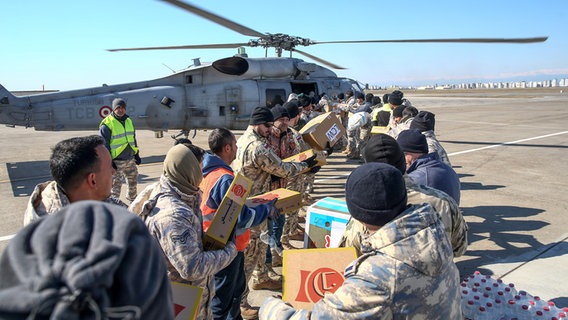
[100,116,138,159]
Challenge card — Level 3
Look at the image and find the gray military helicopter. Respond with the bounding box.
[0,0,547,137]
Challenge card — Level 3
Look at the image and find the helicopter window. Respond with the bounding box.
[185,75,193,84]
[291,83,317,98]
[219,106,225,116]
[265,89,286,108]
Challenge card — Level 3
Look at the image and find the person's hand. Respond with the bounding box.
[309,166,321,174]
[266,199,280,220]
[301,154,318,168]
[324,142,333,156]
[134,153,142,165]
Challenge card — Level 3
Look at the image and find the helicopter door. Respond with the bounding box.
[264,88,287,108]
[290,83,318,98]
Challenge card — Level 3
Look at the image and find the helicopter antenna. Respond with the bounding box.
[162,63,176,73]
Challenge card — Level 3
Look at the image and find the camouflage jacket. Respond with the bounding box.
[232,126,307,196]
[268,128,302,189]
[139,175,237,320]
[339,175,468,257]
[386,117,413,139]
[24,181,125,226]
[260,204,463,320]
[422,130,452,166]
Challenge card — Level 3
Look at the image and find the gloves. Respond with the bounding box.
[324,142,333,156]
[309,166,321,174]
[134,153,141,165]
[301,154,318,168]
[266,199,280,220]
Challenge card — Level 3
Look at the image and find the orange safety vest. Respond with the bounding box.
[199,167,251,251]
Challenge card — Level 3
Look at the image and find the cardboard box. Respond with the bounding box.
[283,149,327,173]
[171,281,203,320]
[304,197,351,249]
[245,188,302,215]
[300,112,346,150]
[203,173,253,251]
[371,125,389,135]
[282,247,357,310]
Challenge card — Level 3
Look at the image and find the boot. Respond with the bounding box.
[289,231,305,242]
[251,278,282,290]
[240,304,259,320]
[271,249,282,267]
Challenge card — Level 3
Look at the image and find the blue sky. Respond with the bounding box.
[2,0,566,91]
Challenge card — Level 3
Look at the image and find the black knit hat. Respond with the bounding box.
[410,111,436,132]
[363,134,406,174]
[283,101,300,118]
[346,163,408,226]
[271,105,290,120]
[376,111,390,126]
[112,98,126,110]
[249,106,274,125]
[397,129,428,154]
[388,92,403,106]
[392,105,407,118]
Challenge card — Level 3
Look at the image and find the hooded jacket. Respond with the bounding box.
[259,204,462,319]
[139,175,237,320]
[0,201,173,319]
[407,152,461,205]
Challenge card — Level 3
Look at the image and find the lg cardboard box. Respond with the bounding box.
[171,282,203,320]
[283,149,327,173]
[304,197,351,249]
[203,173,253,251]
[300,112,345,150]
[282,247,357,310]
[245,188,302,215]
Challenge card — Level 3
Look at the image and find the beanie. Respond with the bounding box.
[355,92,365,100]
[376,111,390,126]
[388,92,403,106]
[410,111,436,132]
[271,105,290,120]
[249,106,274,125]
[363,134,406,174]
[0,201,173,319]
[346,163,408,226]
[392,105,407,118]
[112,98,126,110]
[397,129,428,154]
[283,101,300,118]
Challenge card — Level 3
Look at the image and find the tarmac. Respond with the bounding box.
[0,88,567,310]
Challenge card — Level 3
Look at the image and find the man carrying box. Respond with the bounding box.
[233,107,319,315]
[200,128,278,320]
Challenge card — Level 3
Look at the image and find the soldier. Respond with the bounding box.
[200,128,277,320]
[134,144,237,320]
[410,110,452,166]
[232,107,318,313]
[99,97,141,201]
[23,135,124,226]
[387,90,404,128]
[340,133,468,257]
[346,92,372,160]
[259,163,463,319]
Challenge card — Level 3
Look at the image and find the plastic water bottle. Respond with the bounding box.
[259,231,283,255]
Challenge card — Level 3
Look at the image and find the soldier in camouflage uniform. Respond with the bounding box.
[232,107,318,310]
[136,144,236,320]
[24,135,124,226]
[260,163,462,319]
[410,110,452,166]
[340,133,468,257]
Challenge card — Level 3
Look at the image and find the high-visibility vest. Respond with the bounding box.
[100,116,138,159]
[199,167,251,251]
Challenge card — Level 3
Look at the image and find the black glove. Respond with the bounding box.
[134,153,141,165]
[301,154,318,168]
[309,166,321,174]
[324,142,333,156]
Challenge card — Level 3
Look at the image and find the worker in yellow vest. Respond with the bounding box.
[99,98,141,201]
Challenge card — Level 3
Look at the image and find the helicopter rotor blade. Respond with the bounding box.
[108,43,250,52]
[292,49,345,70]
[160,0,265,38]
[311,37,548,45]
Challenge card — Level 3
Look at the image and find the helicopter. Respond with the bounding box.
[0,0,547,137]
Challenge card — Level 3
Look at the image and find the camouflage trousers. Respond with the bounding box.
[241,220,270,305]
[347,124,372,157]
[282,175,304,245]
[359,124,372,157]
[112,158,138,201]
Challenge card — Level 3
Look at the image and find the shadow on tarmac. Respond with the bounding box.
[457,206,548,277]
[5,161,51,197]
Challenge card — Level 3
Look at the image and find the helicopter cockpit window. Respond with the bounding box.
[265,89,286,108]
[185,75,193,84]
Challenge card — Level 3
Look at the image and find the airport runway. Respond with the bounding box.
[1,89,567,307]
